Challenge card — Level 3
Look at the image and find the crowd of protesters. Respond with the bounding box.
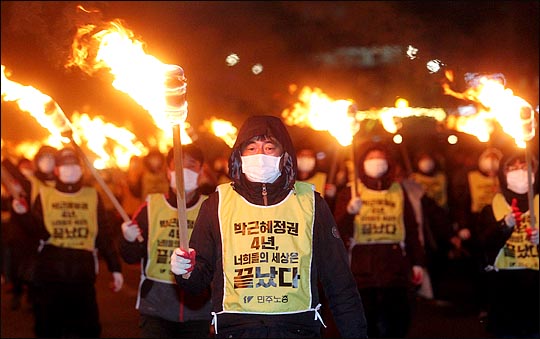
[1,116,538,338]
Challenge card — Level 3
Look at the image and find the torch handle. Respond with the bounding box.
[525,141,536,229]
[69,139,142,241]
[172,124,191,279]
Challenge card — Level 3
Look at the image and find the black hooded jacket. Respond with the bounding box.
[175,115,367,338]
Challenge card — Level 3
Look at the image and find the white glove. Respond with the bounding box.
[527,228,539,246]
[170,248,196,276]
[111,272,123,292]
[121,221,141,242]
[504,213,516,228]
[11,198,28,214]
[346,196,362,215]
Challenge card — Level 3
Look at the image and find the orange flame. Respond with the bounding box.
[1,65,71,146]
[204,117,238,148]
[443,76,536,148]
[356,97,447,134]
[66,19,191,147]
[281,86,359,146]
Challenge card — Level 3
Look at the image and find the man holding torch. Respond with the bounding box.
[477,150,539,338]
[170,115,367,338]
[119,144,212,338]
[15,146,124,338]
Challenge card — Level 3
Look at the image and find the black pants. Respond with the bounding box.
[32,281,101,338]
[359,286,412,338]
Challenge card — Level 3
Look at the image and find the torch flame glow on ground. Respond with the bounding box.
[66,19,192,149]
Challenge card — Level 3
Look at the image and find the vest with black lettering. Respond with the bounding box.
[353,181,405,244]
[468,170,500,213]
[40,185,98,251]
[300,172,327,197]
[491,193,539,270]
[217,181,315,314]
[146,193,207,283]
[410,171,447,209]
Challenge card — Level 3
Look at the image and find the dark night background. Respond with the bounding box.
[1,1,538,156]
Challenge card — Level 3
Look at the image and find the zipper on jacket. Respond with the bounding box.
[262,183,268,206]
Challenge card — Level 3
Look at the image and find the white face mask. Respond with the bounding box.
[506,169,532,194]
[297,157,316,173]
[364,158,388,178]
[241,154,282,183]
[58,164,82,184]
[169,169,200,192]
[418,158,435,174]
[479,157,499,175]
[38,157,55,174]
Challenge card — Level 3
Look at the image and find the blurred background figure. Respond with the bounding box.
[296,146,337,210]
[128,148,169,201]
[334,140,425,338]
[477,150,538,339]
[450,147,503,319]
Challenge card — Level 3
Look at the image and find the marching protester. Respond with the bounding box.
[120,143,212,338]
[12,146,124,338]
[128,148,170,201]
[170,115,367,338]
[296,146,337,211]
[334,140,425,338]
[450,147,503,318]
[477,149,539,338]
[2,145,59,312]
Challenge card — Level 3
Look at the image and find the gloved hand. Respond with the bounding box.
[121,221,142,242]
[412,265,424,285]
[527,228,539,246]
[11,198,28,214]
[504,213,517,228]
[458,228,471,240]
[324,184,337,198]
[170,248,196,276]
[346,196,362,215]
[110,272,124,292]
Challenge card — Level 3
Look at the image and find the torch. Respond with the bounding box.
[163,65,191,278]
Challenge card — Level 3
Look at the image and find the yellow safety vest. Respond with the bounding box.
[146,193,207,283]
[217,181,314,314]
[40,186,98,251]
[300,172,327,197]
[28,175,55,207]
[468,170,500,213]
[491,193,539,270]
[410,171,447,208]
[353,181,405,244]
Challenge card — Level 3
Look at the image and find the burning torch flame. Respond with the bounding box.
[281,86,359,146]
[443,75,536,148]
[1,65,72,145]
[356,97,447,134]
[204,117,238,148]
[66,19,191,146]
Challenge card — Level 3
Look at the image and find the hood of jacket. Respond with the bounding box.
[228,115,297,205]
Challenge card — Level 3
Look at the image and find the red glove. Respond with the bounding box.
[511,198,522,227]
